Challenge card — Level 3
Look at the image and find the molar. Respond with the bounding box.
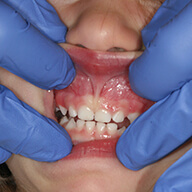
[107,123,118,135]
[78,106,94,120]
[95,109,111,123]
[112,111,124,123]
[127,112,140,123]
[69,106,77,117]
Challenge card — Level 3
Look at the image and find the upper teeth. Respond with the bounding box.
[95,109,111,123]
[69,106,77,117]
[59,105,67,116]
[127,112,140,123]
[78,105,94,120]
[58,105,140,124]
[112,111,124,123]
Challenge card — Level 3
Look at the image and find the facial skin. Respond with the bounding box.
[2,0,192,191]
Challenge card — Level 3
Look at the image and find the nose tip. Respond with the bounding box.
[66,11,142,52]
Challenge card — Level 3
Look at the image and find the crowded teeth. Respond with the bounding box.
[95,109,111,123]
[78,106,94,120]
[107,123,118,135]
[86,121,95,133]
[96,122,106,134]
[112,111,124,123]
[66,118,76,130]
[127,112,140,123]
[76,119,85,131]
[59,105,67,116]
[69,106,77,117]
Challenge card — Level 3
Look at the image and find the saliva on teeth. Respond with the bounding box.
[55,105,140,142]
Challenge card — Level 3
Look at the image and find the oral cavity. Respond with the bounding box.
[55,44,154,144]
[55,104,140,143]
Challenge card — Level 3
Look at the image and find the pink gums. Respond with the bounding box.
[55,44,153,115]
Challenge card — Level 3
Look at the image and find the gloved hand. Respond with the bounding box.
[116,0,192,191]
[0,1,75,163]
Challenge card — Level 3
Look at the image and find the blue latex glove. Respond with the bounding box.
[116,0,192,191]
[0,1,75,163]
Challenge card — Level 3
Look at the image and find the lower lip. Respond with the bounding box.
[59,138,119,161]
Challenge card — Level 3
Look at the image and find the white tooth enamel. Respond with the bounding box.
[95,109,111,123]
[59,105,67,116]
[86,121,95,133]
[60,116,69,125]
[96,122,106,134]
[107,123,118,135]
[69,106,77,117]
[77,119,85,131]
[78,106,94,120]
[56,107,60,112]
[65,118,76,130]
[118,126,126,136]
[127,112,140,123]
[112,111,124,123]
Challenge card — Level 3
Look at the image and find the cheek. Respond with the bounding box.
[6,155,45,191]
[0,67,45,115]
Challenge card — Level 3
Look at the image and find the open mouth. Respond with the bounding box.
[53,44,153,158]
[55,104,139,143]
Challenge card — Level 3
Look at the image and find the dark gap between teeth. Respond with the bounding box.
[55,110,130,129]
[55,110,63,122]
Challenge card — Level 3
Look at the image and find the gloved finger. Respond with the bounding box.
[3,0,67,42]
[0,1,75,90]
[153,148,192,192]
[0,148,11,164]
[142,0,191,46]
[129,2,192,101]
[0,85,72,162]
[116,80,192,170]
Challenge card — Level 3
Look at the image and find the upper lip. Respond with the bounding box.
[60,43,143,76]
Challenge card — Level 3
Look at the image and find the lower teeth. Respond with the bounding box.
[55,109,130,137]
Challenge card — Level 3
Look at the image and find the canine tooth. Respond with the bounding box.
[69,106,77,117]
[77,119,85,131]
[95,109,111,123]
[59,105,67,116]
[60,116,69,125]
[78,106,94,120]
[86,121,95,133]
[118,126,126,136]
[127,112,140,123]
[65,118,76,130]
[96,122,106,134]
[107,123,118,135]
[112,111,124,123]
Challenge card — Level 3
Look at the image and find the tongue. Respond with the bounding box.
[55,44,153,115]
